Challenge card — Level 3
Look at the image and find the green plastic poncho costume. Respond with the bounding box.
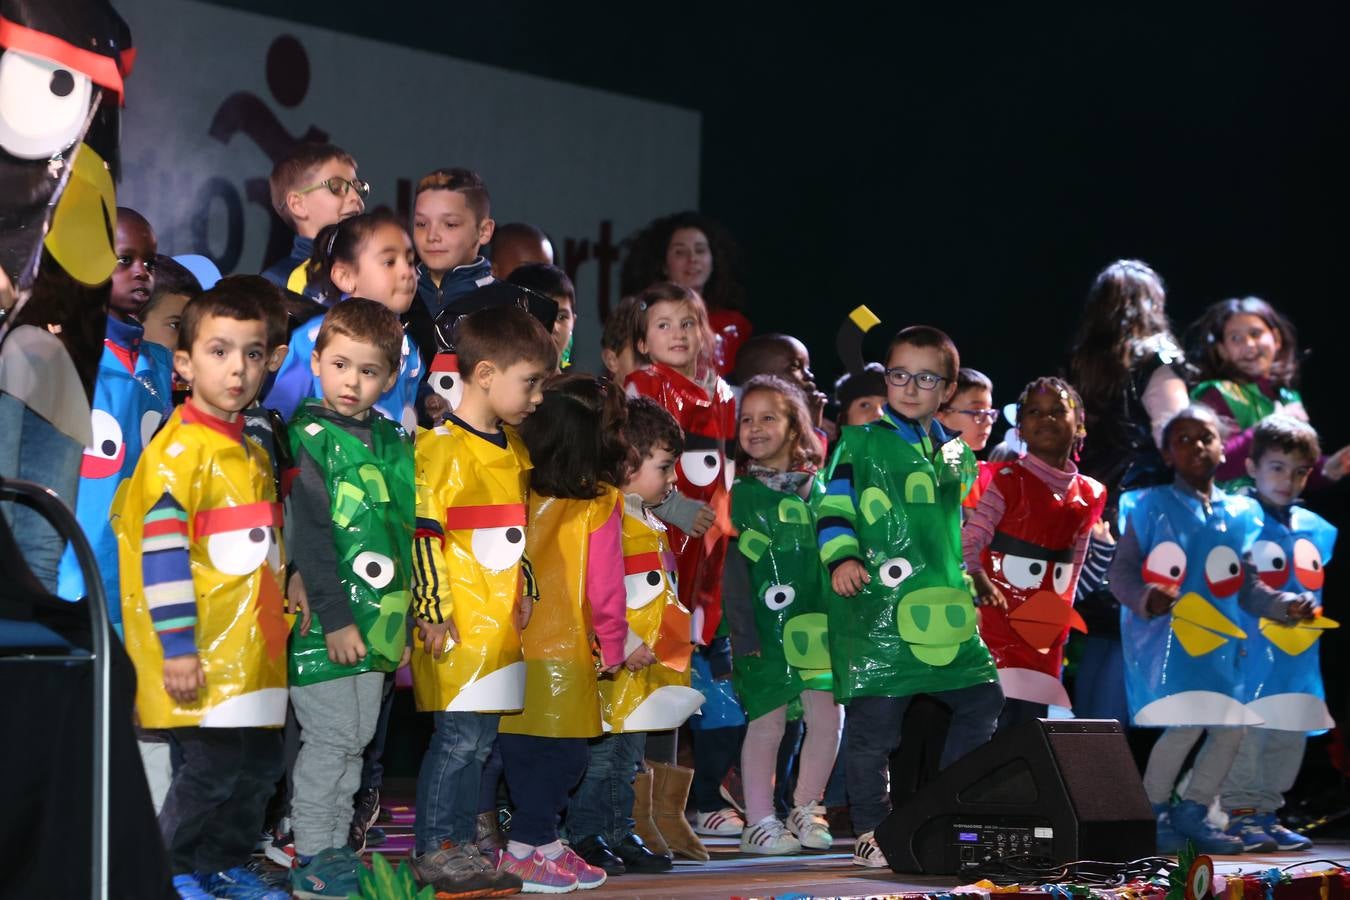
[817,410,998,700]
[288,401,415,686]
[730,473,833,721]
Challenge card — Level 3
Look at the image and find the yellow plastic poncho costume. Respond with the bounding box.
[114,405,290,728]
[410,421,532,713]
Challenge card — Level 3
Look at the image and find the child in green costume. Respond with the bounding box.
[728,376,843,856]
[285,300,415,897]
[817,326,1004,868]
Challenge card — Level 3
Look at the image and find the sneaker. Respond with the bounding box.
[263,820,296,869]
[243,859,289,890]
[497,848,578,894]
[1223,809,1278,852]
[411,840,519,898]
[692,807,744,836]
[1153,803,1183,855]
[477,809,506,854]
[852,830,887,868]
[291,847,365,899]
[786,802,833,850]
[1255,812,1313,851]
[719,768,746,814]
[741,815,801,855]
[172,873,214,900]
[1170,800,1243,855]
[202,865,292,899]
[552,846,607,890]
[349,787,381,853]
[365,825,387,848]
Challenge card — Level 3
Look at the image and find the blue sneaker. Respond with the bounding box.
[203,865,292,900]
[1170,800,1243,855]
[291,847,365,899]
[1154,803,1183,855]
[172,873,214,899]
[1224,809,1278,852]
[1255,813,1313,851]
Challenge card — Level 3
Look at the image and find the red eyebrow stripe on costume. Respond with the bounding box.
[194,501,283,536]
[624,551,663,575]
[0,17,125,98]
[444,503,526,530]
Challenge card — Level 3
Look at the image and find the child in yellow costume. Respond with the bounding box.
[407,306,554,897]
[566,396,704,875]
[495,375,631,892]
[113,281,291,894]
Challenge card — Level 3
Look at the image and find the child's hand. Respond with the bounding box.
[624,642,658,672]
[1090,518,1115,545]
[1145,583,1179,617]
[688,503,716,538]
[400,644,411,668]
[831,560,871,597]
[287,571,312,635]
[417,618,459,658]
[1288,595,1318,621]
[514,595,535,633]
[1322,446,1350,482]
[325,624,367,666]
[971,571,1008,610]
[163,653,205,704]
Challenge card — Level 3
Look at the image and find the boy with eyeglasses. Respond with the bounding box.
[817,325,1003,868]
[937,367,999,509]
[263,143,369,300]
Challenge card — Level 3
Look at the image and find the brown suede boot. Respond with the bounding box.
[649,761,709,861]
[633,766,669,857]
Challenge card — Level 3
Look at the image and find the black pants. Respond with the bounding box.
[161,727,284,874]
[996,698,1047,734]
[499,733,588,846]
[690,724,744,812]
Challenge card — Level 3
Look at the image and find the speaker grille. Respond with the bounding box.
[1046,728,1152,823]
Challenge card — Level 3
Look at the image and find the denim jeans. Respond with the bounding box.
[567,732,646,844]
[845,682,1004,833]
[499,733,589,846]
[1220,728,1305,813]
[0,393,81,593]
[415,711,500,853]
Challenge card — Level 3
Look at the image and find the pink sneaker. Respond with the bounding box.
[552,847,607,890]
[497,849,578,894]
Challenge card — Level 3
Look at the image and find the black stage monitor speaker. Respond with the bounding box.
[875,718,1154,874]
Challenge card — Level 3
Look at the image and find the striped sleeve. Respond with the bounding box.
[411,517,451,623]
[519,552,539,601]
[1073,534,1115,603]
[142,493,197,658]
[817,437,862,571]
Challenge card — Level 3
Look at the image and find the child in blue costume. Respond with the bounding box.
[57,208,172,629]
[264,211,422,431]
[1110,405,1316,854]
[1220,415,1336,852]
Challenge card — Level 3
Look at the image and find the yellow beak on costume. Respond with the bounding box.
[1170,593,1246,657]
[1259,613,1338,656]
[44,142,116,286]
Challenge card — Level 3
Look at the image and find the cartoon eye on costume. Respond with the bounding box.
[428,354,464,409]
[1249,540,1289,590]
[1143,541,1186,587]
[999,554,1048,592]
[0,50,94,159]
[1051,562,1073,596]
[1292,538,1325,591]
[353,551,396,590]
[679,449,721,487]
[81,408,125,479]
[763,583,796,611]
[1204,545,1243,598]
[624,570,665,609]
[196,501,283,576]
[471,526,525,570]
[878,557,914,588]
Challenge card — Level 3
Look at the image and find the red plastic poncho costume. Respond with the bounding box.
[624,362,736,644]
[977,461,1106,708]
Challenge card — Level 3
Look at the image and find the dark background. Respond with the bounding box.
[206,1,1350,793]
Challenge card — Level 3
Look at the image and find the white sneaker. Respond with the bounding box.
[852,830,887,868]
[693,807,745,836]
[740,816,801,855]
[786,802,833,850]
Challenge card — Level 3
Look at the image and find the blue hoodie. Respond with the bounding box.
[261,234,324,301]
[403,257,494,375]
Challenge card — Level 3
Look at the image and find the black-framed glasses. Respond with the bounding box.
[298,176,371,201]
[884,367,946,390]
[955,408,999,424]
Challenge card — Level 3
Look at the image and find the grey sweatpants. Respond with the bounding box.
[1220,728,1306,813]
[1142,726,1244,806]
[291,671,385,856]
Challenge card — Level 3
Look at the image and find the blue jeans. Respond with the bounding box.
[0,393,81,593]
[845,682,1004,834]
[567,732,646,844]
[415,712,499,853]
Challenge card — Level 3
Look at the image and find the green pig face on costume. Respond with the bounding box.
[889,556,978,666]
[783,611,831,682]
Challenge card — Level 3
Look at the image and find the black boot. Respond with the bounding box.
[613,832,674,873]
[572,834,627,876]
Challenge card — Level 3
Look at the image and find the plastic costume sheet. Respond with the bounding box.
[1118,485,1265,726]
[730,474,834,721]
[113,405,290,728]
[1191,379,1304,491]
[599,496,702,733]
[1240,504,1337,730]
[410,421,531,713]
[56,324,172,623]
[265,310,422,432]
[818,410,997,700]
[499,487,628,739]
[624,362,737,644]
[687,640,746,730]
[287,402,415,686]
[977,460,1106,707]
